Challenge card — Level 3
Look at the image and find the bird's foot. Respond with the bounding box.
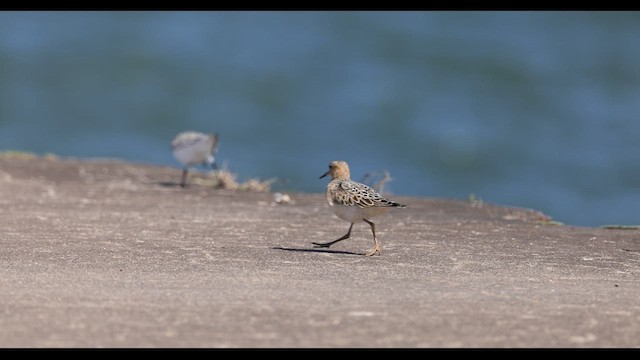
[365,246,381,256]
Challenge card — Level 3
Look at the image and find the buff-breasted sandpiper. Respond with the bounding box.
[313,160,407,256]
[171,131,219,187]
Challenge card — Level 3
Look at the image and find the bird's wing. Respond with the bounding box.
[336,180,400,208]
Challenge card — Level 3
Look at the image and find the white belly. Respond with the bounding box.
[173,142,212,166]
[328,201,392,223]
[331,204,366,223]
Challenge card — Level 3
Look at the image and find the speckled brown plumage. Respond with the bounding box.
[314,160,407,256]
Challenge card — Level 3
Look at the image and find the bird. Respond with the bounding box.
[171,131,219,187]
[313,160,407,256]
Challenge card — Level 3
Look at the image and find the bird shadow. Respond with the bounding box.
[154,180,206,189]
[271,246,365,256]
[156,181,183,188]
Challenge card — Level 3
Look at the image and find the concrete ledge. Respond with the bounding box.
[0,155,638,347]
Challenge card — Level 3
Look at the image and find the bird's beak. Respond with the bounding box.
[319,171,329,179]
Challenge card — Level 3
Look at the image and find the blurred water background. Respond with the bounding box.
[1,11,640,227]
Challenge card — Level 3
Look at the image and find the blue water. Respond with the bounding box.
[2,11,640,227]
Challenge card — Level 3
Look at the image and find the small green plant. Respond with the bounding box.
[602,225,640,230]
[0,151,38,159]
[468,193,484,207]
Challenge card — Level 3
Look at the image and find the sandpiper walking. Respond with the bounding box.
[313,160,407,256]
[171,131,219,187]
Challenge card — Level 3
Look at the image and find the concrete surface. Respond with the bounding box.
[0,155,638,348]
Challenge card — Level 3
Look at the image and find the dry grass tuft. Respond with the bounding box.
[190,169,276,193]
